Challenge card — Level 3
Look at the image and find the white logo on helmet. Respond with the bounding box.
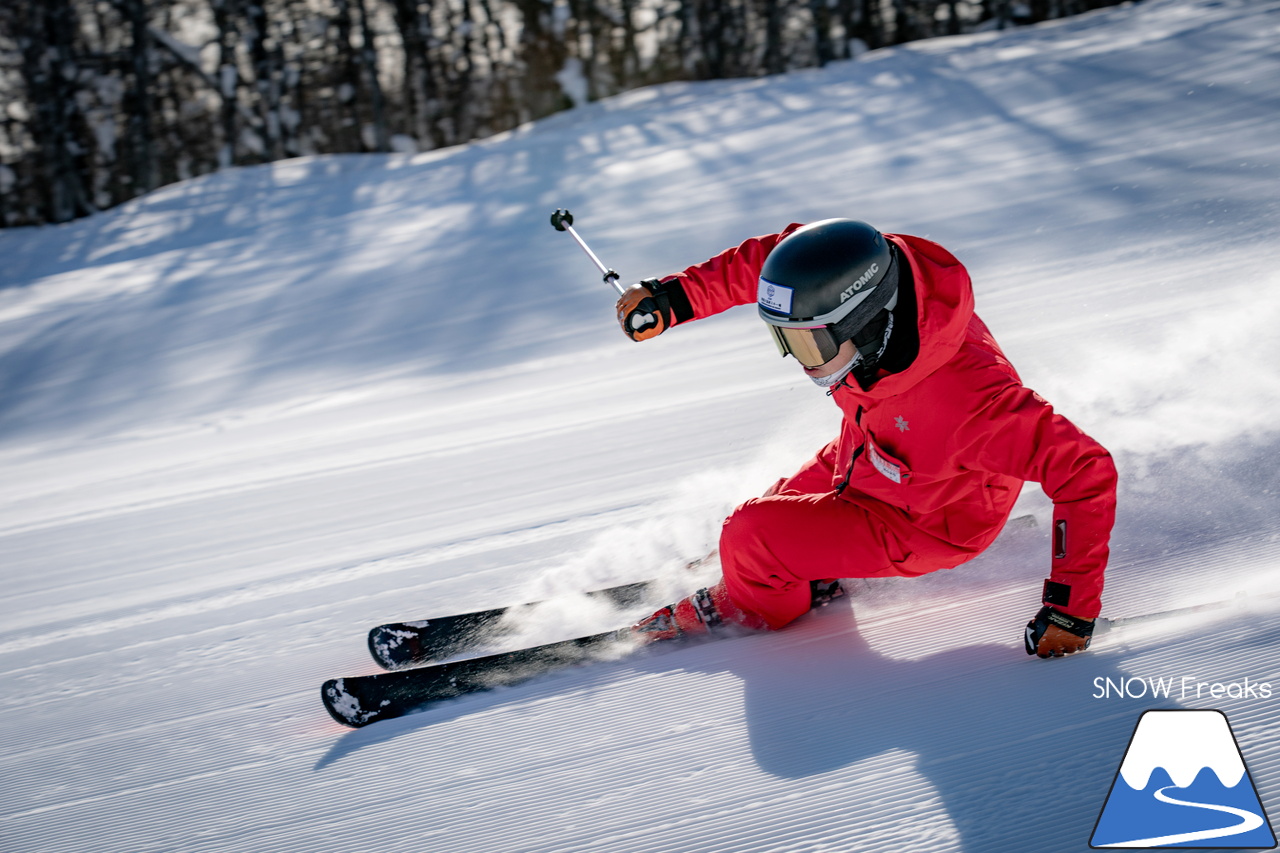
[839,263,880,303]
[757,278,793,314]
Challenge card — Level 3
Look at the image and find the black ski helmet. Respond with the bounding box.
[757,219,898,343]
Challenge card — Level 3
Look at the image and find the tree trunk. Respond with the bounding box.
[211,0,242,167]
[119,0,157,193]
[244,0,283,161]
[764,0,786,75]
[353,0,390,151]
[390,0,440,148]
[17,0,94,222]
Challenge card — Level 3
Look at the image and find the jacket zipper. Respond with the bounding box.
[834,406,864,496]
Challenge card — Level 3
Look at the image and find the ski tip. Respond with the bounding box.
[367,622,444,670]
[321,678,376,728]
[366,627,397,670]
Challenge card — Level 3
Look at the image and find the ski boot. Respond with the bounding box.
[631,580,844,644]
[630,587,718,643]
[630,582,766,644]
[810,578,845,608]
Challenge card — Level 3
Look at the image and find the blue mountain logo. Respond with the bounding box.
[1092,710,1276,848]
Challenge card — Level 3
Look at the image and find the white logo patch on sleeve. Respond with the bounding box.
[757,278,794,314]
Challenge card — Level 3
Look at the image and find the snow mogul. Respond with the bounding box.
[616,220,1117,658]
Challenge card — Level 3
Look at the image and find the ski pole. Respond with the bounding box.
[550,209,624,295]
[1094,589,1280,637]
[550,209,661,336]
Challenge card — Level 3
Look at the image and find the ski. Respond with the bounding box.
[324,628,635,728]
[1094,589,1280,637]
[366,580,653,669]
[366,551,717,669]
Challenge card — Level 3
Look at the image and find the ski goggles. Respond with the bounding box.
[767,324,841,368]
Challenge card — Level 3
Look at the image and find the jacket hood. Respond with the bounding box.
[843,233,975,402]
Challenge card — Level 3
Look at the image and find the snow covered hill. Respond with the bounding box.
[2,0,1279,850]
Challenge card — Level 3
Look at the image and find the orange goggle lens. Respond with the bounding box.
[768,325,840,368]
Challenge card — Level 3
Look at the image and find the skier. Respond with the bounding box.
[617,220,1117,658]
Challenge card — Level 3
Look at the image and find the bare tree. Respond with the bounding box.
[211,0,243,166]
[114,0,159,193]
[354,0,390,150]
[13,0,95,222]
[0,0,1136,228]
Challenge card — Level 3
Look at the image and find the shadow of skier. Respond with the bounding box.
[714,604,1162,852]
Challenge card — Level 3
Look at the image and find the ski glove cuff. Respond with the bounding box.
[1025,605,1094,658]
[616,277,693,341]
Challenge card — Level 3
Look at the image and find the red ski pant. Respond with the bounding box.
[718,491,935,630]
[716,438,991,631]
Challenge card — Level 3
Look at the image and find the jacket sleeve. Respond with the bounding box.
[961,382,1118,620]
[662,223,807,323]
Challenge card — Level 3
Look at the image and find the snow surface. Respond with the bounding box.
[2,0,1280,850]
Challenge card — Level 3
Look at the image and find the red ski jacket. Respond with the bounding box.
[666,225,1117,620]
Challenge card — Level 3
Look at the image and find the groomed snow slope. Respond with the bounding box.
[1,0,1279,850]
